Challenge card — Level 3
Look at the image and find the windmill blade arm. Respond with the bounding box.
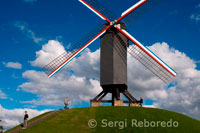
[122,0,163,26]
[43,25,111,78]
[117,0,147,22]
[115,27,176,81]
[79,0,111,23]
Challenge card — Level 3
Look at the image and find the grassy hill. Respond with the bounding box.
[6,106,200,133]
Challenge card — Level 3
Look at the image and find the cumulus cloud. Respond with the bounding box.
[0,90,7,99]
[2,62,22,69]
[22,41,102,106]
[19,69,101,106]
[127,42,200,120]
[30,40,100,78]
[0,104,49,131]
[19,40,200,120]
[69,48,100,79]
[30,40,66,67]
[14,21,43,44]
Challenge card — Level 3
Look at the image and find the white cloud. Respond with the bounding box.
[30,40,100,78]
[69,48,100,79]
[2,62,22,69]
[19,69,101,106]
[18,40,100,107]
[22,41,101,106]
[0,90,7,99]
[20,41,200,120]
[126,42,200,120]
[14,21,43,44]
[0,104,49,131]
[30,40,66,67]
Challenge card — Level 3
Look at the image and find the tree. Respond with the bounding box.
[0,120,3,133]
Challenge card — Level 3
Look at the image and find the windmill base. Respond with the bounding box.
[90,85,137,107]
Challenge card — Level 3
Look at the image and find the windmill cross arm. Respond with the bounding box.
[115,27,177,77]
[122,0,163,26]
[117,0,147,22]
[79,0,111,23]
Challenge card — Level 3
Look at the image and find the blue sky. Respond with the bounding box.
[0,0,200,121]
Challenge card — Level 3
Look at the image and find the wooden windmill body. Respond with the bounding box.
[90,23,137,106]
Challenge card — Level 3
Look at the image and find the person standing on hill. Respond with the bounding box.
[140,97,143,107]
[22,111,29,129]
[64,97,69,109]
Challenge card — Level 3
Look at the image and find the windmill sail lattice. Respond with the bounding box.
[112,28,174,83]
[43,24,110,77]
[82,0,117,21]
[128,45,174,83]
[122,0,162,26]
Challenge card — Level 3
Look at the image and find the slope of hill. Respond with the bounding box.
[6,106,200,133]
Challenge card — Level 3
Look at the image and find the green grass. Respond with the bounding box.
[6,107,200,133]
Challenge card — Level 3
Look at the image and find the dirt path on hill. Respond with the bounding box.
[10,110,61,133]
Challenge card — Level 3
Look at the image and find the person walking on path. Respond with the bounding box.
[22,111,29,129]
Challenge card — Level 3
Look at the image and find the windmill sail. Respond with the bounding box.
[128,45,174,83]
[43,24,111,78]
[107,26,175,83]
[122,0,162,26]
[115,27,176,82]
[79,0,117,21]
[116,0,147,23]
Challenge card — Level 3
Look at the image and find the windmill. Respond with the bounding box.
[43,0,177,106]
